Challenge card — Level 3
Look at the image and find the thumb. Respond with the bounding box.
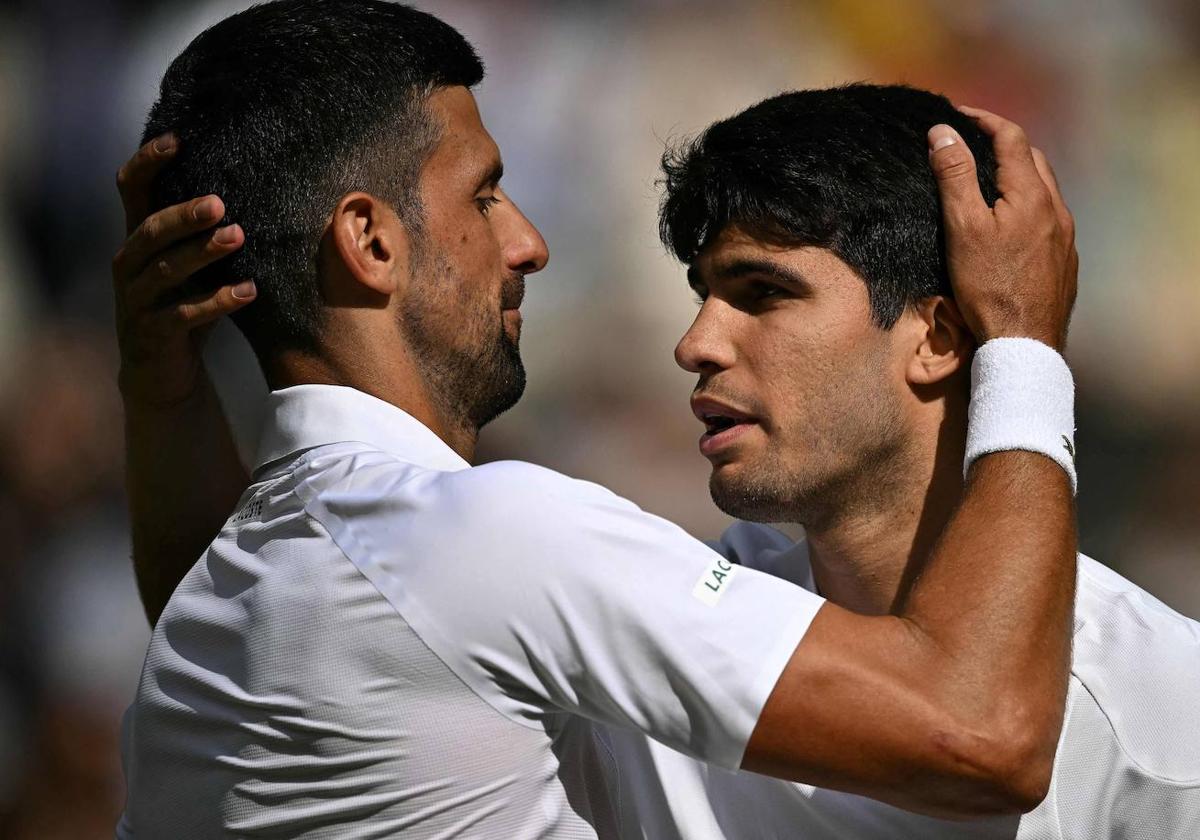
[928,124,988,226]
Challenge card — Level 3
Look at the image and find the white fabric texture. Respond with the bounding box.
[604,522,1200,840]
[965,338,1077,492]
[118,385,824,839]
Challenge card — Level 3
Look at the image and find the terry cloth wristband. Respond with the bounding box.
[965,337,1077,493]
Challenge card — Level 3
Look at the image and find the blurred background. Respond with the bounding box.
[0,0,1196,834]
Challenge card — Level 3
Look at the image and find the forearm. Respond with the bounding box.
[897,450,1075,805]
[905,451,1075,728]
[124,367,250,625]
[746,456,1075,817]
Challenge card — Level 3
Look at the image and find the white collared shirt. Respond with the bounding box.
[603,523,1200,840]
[117,384,823,839]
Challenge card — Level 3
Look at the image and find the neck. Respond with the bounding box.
[265,346,479,462]
[803,390,968,616]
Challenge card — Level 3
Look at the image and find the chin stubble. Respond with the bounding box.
[401,252,527,434]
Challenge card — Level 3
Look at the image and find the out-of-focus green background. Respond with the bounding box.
[1,0,1196,833]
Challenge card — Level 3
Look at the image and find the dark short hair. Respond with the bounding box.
[143,0,484,357]
[659,83,1000,327]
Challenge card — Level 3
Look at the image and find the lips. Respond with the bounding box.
[691,395,759,457]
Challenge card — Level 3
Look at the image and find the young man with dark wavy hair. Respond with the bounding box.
[111,2,1082,836]
[597,84,1200,840]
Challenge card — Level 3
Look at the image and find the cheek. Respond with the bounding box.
[749,323,834,414]
[456,223,505,292]
[757,326,893,444]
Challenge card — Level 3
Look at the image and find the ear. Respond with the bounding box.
[904,296,973,387]
[326,192,410,297]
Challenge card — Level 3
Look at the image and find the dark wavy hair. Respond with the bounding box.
[143,0,484,357]
[659,83,1000,327]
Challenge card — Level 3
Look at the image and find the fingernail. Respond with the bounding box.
[231,280,257,300]
[194,196,220,221]
[928,124,959,151]
[213,224,239,245]
[152,134,177,155]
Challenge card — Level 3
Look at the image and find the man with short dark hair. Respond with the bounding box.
[596,84,1200,839]
[112,2,1081,837]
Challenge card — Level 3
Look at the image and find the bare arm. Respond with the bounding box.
[745,110,1079,817]
[114,136,254,625]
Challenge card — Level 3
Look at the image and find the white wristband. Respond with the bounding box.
[965,337,1077,493]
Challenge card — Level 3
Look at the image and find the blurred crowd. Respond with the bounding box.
[1,0,1197,834]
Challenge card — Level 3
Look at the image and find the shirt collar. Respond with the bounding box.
[253,384,470,474]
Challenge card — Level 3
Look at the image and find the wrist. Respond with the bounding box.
[976,325,1064,353]
[964,338,1077,492]
[118,358,207,413]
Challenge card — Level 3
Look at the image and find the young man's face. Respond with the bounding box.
[400,86,549,430]
[677,225,914,526]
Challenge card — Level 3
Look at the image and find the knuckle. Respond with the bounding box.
[155,258,174,281]
[936,154,975,182]
[162,307,191,333]
[138,216,159,244]
[962,214,989,237]
[949,208,984,235]
[998,123,1030,155]
[1034,188,1056,215]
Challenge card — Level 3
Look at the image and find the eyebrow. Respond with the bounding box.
[687,258,813,293]
[474,159,504,193]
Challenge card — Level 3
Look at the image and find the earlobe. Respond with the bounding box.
[328,192,408,297]
[906,297,972,386]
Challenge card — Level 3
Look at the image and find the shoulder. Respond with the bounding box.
[440,460,629,506]
[307,455,670,567]
[301,451,627,524]
[1070,554,1200,784]
[432,460,645,534]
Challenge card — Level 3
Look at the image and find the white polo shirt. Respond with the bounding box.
[603,523,1200,840]
[117,384,824,839]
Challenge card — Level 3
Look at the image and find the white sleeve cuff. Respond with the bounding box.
[965,337,1077,493]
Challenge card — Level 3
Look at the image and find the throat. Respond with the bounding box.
[806,527,915,616]
[804,471,963,616]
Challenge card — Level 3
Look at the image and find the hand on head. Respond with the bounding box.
[927,108,1079,352]
[112,134,252,408]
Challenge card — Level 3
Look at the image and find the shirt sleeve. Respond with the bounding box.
[321,460,825,770]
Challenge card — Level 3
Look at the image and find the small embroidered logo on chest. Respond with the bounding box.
[232,499,264,523]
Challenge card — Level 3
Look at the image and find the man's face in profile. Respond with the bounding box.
[677,225,915,527]
[398,86,548,432]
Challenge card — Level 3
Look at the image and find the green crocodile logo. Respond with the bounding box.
[1062,435,1075,462]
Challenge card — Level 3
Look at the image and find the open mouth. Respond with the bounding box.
[702,413,745,435]
[692,396,759,457]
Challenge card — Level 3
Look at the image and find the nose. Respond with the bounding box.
[496,189,549,275]
[675,299,736,374]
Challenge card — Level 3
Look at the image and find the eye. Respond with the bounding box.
[476,195,502,216]
[752,281,783,300]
